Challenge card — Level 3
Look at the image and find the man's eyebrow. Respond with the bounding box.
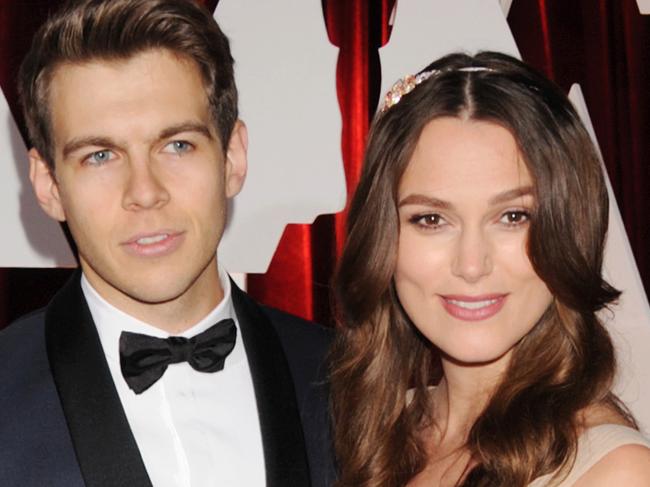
[488,186,534,206]
[398,194,454,210]
[158,122,214,142]
[62,137,118,159]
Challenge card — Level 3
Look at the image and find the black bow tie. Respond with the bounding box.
[119,319,237,394]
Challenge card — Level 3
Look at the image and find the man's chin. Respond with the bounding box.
[120,283,190,307]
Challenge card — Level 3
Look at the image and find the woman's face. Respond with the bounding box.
[394,117,552,367]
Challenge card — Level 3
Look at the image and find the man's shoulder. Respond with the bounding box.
[260,305,336,487]
[0,308,50,394]
[0,307,52,416]
[0,308,47,358]
[0,308,85,486]
[230,280,333,356]
[6,307,47,325]
[261,305,333,348]
[260,304,332,376]
[257,303,332,399]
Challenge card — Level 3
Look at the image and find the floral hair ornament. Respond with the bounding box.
[380,66,493,113]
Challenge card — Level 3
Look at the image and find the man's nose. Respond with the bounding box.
[121,156,170,211]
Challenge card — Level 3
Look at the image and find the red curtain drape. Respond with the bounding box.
[0,0,648,327]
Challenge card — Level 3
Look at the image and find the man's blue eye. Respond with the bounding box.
[165,140,193,154]
[86,150,114,165]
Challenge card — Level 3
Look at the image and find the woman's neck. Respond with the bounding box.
[432,351,511,443]
[409,357,510,487]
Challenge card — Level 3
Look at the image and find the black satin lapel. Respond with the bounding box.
[232,283,311,487]
[45,272,153,487]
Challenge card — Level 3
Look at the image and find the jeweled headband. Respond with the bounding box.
[379,66,493,113]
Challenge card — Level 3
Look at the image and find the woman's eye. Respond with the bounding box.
[84,149,115,166]
[163,140,193,154]
[499,210,530,226]
[409,213,446,229]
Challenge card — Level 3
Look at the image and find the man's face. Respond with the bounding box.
[30,49,247,329]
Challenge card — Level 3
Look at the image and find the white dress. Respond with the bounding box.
[528,424,650,486]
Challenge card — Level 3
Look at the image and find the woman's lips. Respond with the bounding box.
[121,231,185,257]
[439,294,508,321]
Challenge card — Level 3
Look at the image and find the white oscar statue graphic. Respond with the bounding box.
[0,90,75,267]
[380,0,519,100]
[380,0,650,430]
[215,1,346,273]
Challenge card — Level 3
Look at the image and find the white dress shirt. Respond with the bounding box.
[81,268,266,487]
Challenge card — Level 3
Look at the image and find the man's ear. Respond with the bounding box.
[224,120,248,198]
[29,148,66,222]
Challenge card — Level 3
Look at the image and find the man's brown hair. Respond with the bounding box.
[18,0,237,167]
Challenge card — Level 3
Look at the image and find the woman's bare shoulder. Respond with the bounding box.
[572,443,650,487]
[568,402,650,486]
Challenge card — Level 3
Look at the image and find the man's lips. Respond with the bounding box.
[439,293,508,321]
[121,230,185,257]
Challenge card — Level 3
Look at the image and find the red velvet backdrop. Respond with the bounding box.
[0,0,648,327]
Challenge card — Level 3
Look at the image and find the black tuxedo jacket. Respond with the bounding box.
[0,272,335,487]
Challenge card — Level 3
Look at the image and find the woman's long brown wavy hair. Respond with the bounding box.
[330,52,635,487]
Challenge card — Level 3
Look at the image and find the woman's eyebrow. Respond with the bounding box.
[398,193,453,210]
[488,186,533,206]
[398,186,533,209]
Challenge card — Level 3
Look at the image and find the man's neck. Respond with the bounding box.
[81,262,226,334]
